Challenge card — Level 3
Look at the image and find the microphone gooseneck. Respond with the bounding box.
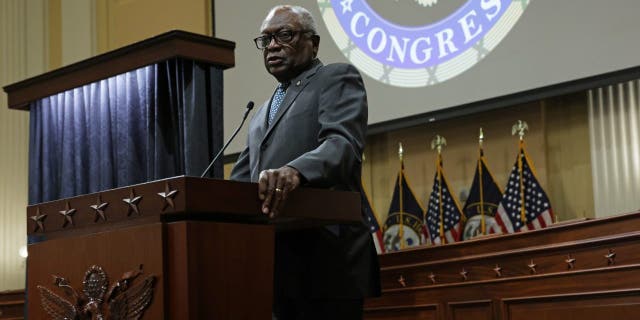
[200,101,255,178]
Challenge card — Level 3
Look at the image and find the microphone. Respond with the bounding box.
[200,101,255,178]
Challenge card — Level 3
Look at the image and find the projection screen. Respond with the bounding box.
[216,0,640,154]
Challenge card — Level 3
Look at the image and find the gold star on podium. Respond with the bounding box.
[397,275,406,288]
[59,202,77,228]
[157,182,178,211]
[89,195,108,222]
[30,208,47,232]
[493,264,502,277]
[428,272,436,284]
[460,268,469,281]
[527,259,537,274]
[565,255,576,269]
[605,249,616,266]
[123,189,143,216]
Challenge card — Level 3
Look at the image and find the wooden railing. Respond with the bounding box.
[365,212,640,319]
[0,290,24,320]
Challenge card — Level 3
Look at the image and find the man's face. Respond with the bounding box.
[260,9,319,82]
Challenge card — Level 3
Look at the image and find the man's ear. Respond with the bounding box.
[312,35,320,57]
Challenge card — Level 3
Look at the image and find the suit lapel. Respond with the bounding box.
[261,60,323,144]
[254,101,269,139]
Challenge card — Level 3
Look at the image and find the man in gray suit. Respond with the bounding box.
[230,5,380,319]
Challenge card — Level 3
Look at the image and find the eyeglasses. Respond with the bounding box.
[253,29,314,49]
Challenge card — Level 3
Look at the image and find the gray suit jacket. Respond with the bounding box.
[230,59,380,298]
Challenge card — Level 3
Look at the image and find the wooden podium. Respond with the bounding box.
[25,176,361,319]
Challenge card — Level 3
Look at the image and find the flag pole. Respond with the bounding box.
[398,142,405,249]
[431,135,447,244]
[438,153,444,244]
[512,120,529,224]
[478,128,486,235]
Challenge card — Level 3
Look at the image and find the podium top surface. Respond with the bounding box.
[4,30,235,110]
[26,176,362,238]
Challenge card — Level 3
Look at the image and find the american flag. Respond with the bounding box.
[426,156,464,244]
[495,146,554,233]
[361,180,384,254]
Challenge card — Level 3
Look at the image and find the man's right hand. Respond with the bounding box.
[258,166,302,218]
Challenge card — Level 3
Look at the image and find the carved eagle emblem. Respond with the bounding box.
[37,265,155,320]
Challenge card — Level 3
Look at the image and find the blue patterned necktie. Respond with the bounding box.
[268,82,289,125]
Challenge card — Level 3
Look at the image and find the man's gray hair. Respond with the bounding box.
[261,5,318,34]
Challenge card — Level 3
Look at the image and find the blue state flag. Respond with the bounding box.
[382,165,427,251]
[462,151,503,239]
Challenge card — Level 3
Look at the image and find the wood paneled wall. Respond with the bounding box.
[95,0,211,54]
[362,92,594,225]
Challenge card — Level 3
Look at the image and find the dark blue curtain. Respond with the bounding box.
[28,58,223,204]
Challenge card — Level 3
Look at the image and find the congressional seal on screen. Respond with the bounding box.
[318,0,529,87]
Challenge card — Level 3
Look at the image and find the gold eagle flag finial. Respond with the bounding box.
[430,135,447,154]
[511,120,529,141]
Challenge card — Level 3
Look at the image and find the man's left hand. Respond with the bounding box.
[258,166,302,218]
